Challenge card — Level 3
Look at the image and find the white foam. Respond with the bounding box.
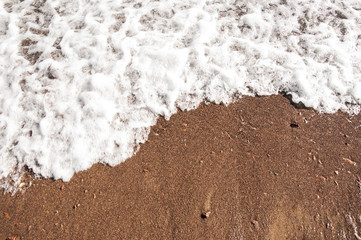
[1,0,360,192]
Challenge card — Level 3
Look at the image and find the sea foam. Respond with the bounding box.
[0,0,360,192]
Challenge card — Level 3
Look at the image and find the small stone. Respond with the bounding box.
[251,220,260,231]
[7,236,17,240]
[201,211,211,219]
[343,158,356,166]
[4,211,10,219]
[316,176,326,181]
[334,170,339,175]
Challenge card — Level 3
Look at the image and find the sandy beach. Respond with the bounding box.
[1,95,360,239]
[1,1,361,239]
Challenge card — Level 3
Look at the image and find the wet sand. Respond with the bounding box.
[1,95,360,239]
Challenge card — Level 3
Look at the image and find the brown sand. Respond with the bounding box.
[1,95,360,239]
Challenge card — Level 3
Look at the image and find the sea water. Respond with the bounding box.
[0,0,360,192]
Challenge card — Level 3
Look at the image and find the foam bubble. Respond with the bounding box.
[0,0,360,192]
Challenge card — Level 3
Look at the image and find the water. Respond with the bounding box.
[0,0,360,192]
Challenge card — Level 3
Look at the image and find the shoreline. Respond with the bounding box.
[1,94,360,239]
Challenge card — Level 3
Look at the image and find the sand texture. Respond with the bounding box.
[1,95,360,239]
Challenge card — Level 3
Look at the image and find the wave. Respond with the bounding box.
[0,0,360,192]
